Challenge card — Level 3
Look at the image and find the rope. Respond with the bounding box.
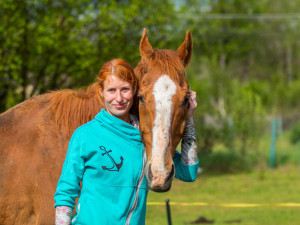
[147,202,300,207]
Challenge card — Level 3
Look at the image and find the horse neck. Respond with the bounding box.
[49,83,103,137]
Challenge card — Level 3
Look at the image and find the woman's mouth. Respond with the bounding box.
[114,103,126,109]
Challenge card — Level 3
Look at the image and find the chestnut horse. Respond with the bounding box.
[136,29,192,191]
[0,28,192,224]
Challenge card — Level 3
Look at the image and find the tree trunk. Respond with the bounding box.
[20,1,29,101]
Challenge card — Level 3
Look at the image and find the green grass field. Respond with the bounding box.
[146,133,300,225]
[146,165,300,225]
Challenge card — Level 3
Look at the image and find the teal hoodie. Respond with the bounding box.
[54,109,199,225]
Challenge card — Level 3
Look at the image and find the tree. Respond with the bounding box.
[179,0,300,154]
[0,0,178,112]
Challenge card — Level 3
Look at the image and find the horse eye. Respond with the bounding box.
[182,96,189,106]
[139,95,145,103]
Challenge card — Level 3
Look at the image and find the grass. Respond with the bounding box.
[146,165,300,225]
[146,132,300,225]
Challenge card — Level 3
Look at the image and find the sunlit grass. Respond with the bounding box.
[146,165,300,225]
[146,132,300,224]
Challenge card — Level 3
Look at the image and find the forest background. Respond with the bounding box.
[1,0,300,172]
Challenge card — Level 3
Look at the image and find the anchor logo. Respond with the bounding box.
[100,146,123,172]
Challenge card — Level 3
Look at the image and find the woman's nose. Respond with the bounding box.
[115,91,122,101]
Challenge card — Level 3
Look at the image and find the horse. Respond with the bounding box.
[0,28,192,224]
[136,29,192,191]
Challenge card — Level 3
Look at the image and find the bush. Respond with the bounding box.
[290,120,300,144]
[198,151,258,173]
[225,80,267,154]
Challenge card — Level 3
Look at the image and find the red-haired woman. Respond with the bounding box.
[54,59,198,225]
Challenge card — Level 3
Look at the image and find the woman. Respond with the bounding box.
[54,58,198,225]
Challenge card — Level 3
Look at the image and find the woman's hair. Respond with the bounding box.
[97,58,138,102]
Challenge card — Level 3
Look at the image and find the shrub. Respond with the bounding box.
[198,151,258,173]
[290,120,300,144]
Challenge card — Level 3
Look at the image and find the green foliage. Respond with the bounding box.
[0,0,178,112]
[1,0,300,163]
[199,129,299,173]
[198,151,257,173]
[290,120,300,144]
[185,0,300,157]
[189,56,267,155]
[225,80,266,154]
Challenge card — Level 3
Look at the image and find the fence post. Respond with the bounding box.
[165,199,172,225]
[277,117,282,136]
[270,119,277,168]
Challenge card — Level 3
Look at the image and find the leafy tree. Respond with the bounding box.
[0,0,97,111]
[0,0,178,112]
[179,0,300,155]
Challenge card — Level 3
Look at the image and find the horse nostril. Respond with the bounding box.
[171,164,175,177]
[165,164,175,183]
[148,163,153,181]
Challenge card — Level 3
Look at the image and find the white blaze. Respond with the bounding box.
[152,75,177,174]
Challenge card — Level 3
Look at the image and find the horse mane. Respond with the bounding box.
[135,49,186,87]
[46,49,185,138]
[48,82,103,137]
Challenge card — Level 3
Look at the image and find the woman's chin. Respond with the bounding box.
[107,107,129,117]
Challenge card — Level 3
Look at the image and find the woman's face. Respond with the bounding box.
[101,74,134,121]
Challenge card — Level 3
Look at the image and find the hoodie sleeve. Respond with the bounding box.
[173,151,199,182]
[54,128,85,209]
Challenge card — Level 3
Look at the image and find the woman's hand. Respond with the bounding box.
[187,90,197,118]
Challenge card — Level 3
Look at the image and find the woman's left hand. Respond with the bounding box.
[187,90,197,118]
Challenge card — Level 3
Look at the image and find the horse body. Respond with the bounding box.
[0,29,192,224]
[0,86,101,225]
[0,94,64,224]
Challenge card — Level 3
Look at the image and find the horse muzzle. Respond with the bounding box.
[146,163,175,192]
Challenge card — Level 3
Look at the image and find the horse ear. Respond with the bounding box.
[140,28,154,59]
[176,30,193,67]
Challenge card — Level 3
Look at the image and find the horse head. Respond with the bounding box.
[135,29,193,192]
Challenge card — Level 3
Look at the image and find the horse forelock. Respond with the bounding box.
[135,49,186,87]
[48,83,102,137]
